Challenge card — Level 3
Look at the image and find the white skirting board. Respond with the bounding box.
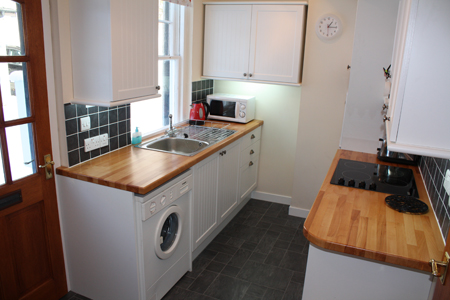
[250,191,310,218]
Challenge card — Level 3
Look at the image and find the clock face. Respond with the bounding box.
[316,14,341,39]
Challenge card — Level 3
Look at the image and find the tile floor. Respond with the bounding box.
[163,199,309,300]
[60,199,309,300]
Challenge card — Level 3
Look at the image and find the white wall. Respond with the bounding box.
[340,0,400,154]
[290,0,358,216]
[214,81,301,201]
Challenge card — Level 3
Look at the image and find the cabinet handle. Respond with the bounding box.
[251,134,255,139]
[223,150,226,155]
[382,103,389,110]
[249,161,254,167]
[249,73,253,77]
[250,149,254,155]
[219,151,223,156]
[383,115,390,122]
[243,73,247,77]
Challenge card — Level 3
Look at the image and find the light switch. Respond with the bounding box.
[80,116,91,132]
[444,169,450,206]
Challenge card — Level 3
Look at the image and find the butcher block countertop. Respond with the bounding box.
[56,120,263,195]
[303,149,445,272]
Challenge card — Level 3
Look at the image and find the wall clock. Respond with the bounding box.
[316,14,342,40]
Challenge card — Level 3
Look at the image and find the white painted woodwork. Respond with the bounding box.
[192,153,219,251]
[203,5,252,79]
[203,4,306,85]
[386,0,450,159]
[217,141,240,223]
[303,244,433,300]
[69,0,159,106]
[248,5,305,83]
[239,128,261,202]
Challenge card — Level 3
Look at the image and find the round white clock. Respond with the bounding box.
[316,14,342,39]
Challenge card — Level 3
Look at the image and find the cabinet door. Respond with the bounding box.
[217,141,240,223]
[248,5,306,83]
[240,156,259,201]
[203,5,252,79]
[192,154,219,250]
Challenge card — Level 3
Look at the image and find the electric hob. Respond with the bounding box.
[330,159,419,198]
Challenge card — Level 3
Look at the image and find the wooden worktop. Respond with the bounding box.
[56,120,263,195]
[303,149,445,272]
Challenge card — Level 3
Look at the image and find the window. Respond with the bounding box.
[131,0,184,136]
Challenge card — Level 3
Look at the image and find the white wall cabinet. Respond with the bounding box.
[69,0,160,107]
[386,0,450,159]
[203,4,306,85]
[239,127,261,202]
[192,140,240,250]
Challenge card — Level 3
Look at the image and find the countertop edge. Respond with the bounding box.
[303,149,444,272]
[56,120,263,194]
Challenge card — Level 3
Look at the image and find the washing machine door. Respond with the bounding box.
[155,205,183,259]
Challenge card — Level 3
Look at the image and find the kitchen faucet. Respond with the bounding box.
[165,114,178,137]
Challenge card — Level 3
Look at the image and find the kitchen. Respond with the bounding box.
[0,0,449,299]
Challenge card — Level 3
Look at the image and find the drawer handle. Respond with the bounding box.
[251,134,255,139]
[250,149,254,155]
[249,161,254,167]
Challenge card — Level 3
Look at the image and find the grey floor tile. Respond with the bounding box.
[269,224,297,235]
[221,265,241,277]
[175,274,196,289]
[197,249,218,260]
[206,241,239,256]
[288,242,304,253]
[263,288,286,300]
[241,241,258,251]
[256,221,272,229]
[214,252,233,264]
[188,270,218,293]
[264,247,287,267]
[228,248,252,268]
[227,224,268,243]
[227,237,246,248]
[273,239,290,250]
[291,230,308,245]
[244,283,268,300]
[255,234,277,254]
[291,271,306,284]
[242,212,264,226]
[279,251,308,272]
[206,260,226,273]
[248,251,267,263]
[213,234,231,244]
[238,260,293,291]
[261,215,288,226]
[282,281,303,300]
[278,232,294,242]
[186,256,212,279]
[205,274,251,300]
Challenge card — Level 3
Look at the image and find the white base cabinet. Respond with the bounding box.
[386,0,450,159]
[203,4,306,85]
[192,127,262,251]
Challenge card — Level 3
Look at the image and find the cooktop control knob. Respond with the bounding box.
[348,179,355,187]
[369,183,377,190]
[239,111,246,118]
[358,181,366,189]
[338,177,345,185]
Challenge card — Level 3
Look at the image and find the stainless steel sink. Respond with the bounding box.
[138,137,209,156]
[135,124,236,156]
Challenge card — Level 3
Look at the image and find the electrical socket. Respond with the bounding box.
[100,134,109,147]
[84,134,109,152]
[80,116,91,132]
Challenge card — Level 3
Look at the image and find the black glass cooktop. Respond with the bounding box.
[330,159,419,198]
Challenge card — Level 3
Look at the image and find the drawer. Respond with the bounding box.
[240,140,261,168]
[240,126,261,150]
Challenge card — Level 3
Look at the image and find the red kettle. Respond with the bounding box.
[189,101,210,125]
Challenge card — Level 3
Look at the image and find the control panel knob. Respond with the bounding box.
[150,202,156,214]
[337,178,345,185]
[358,181,366,189]
[240,104,246,110]
[160,196,166,206]
[239,111,246,118]
[348,179,355,187]
[369,183,377,190]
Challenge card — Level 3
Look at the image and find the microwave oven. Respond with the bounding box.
[206,93,256,123]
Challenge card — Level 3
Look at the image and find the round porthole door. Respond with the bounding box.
[154,205,183,260]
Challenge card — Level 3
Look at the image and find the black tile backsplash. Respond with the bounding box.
[192,79,214,103]
[419,156,450,239]
[64,103,131,167]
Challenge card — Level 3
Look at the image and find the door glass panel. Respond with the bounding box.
[0,62,31,121]
[0,0,25,56]
[0,143,5,185]
[6,123,36,181]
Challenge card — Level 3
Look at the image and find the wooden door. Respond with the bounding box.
[432,229,450,299]
[248,5,306,84]
[203,4,252,80]
[0,0,67,299]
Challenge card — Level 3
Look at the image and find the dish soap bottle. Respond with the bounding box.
[131,127,142,145]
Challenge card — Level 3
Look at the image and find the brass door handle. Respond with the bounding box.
[38,161,54,169]
[39,154,54,180]
[429,252,450,284]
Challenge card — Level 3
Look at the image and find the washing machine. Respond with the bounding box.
[134,170,193,300]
